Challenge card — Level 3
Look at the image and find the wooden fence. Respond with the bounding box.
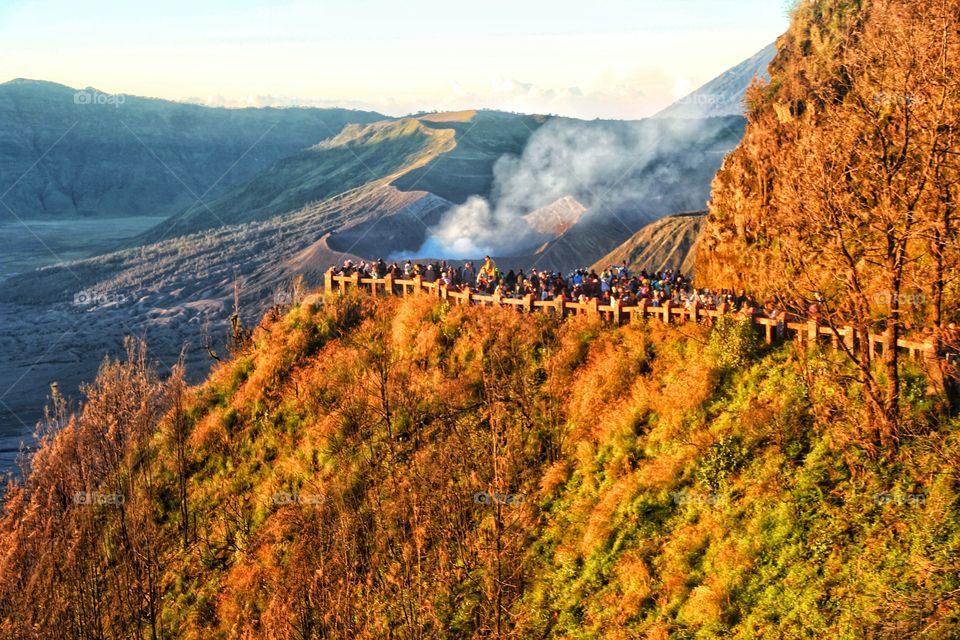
[324,269,939,362]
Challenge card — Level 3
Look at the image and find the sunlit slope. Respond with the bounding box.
[591,211,705,274]
[2,294,956,637]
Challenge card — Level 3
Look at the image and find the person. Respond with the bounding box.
[461,262,475,287]
[440,269,454,288]
[479,256,496,281]
[504,269,517,293]
[600,269,612,294]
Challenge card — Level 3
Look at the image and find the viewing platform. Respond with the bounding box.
[324,269,941,362]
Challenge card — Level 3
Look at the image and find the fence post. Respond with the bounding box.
[440,285,449,301]
[557,294,567,319]
[691,301,700,324]
[924,335,939,364]
[413,275,422,296]
[588,298,599,316]
[662,300,673,324]
[324,268,334,293]
[383,273,393,297]
[764,320,774,345]
[842,326,855,352]
[611,297,621,325]
[807,320,819,348]
[637,299,648,322]
[524,292,534,314]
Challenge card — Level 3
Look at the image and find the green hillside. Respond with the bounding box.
[1,293,957,638]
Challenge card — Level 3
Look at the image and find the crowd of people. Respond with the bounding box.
[332,256,787,321]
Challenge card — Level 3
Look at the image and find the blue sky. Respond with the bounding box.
[1,0,793,118]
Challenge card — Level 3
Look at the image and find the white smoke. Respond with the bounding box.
[399,115,740,260]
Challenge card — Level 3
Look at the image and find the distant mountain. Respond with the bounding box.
[591,211,705,275]
[137,110,547,243]
[656,43,776,119]
[0,79,385,220]
[391,111,548,203]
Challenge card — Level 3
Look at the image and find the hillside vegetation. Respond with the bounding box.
[694,0,960,438]
[697,0,960,331]
[1,292,957,639]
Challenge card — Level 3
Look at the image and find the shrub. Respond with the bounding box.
[708,315,762,371]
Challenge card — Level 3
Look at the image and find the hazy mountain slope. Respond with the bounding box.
[655,43,775,118]
[137,111,545,244]
[391,111,547,203]
[591,211,705,275]
[140,112,743,267]
[324,188,455,258]
[138,118,457,243]
[0,185,435,307]
[0,79,385,220]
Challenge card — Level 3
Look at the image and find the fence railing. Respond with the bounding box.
[324,269,939,361]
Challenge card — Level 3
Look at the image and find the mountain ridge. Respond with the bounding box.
[656,43,776,119]
[0,79,387,220]
[591,211,705,275]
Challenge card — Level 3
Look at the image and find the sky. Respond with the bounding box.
[0,0,793,119]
